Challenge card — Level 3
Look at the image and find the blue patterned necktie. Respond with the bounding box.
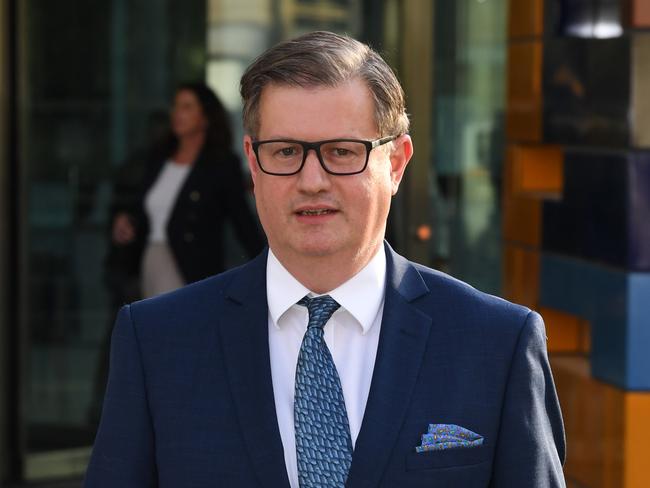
[294,295,352,488]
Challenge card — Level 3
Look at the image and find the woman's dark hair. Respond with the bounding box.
[160,81,233,159]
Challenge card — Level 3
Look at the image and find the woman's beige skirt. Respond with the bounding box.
[141,242,186,298]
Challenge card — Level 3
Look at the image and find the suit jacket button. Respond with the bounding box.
[190,191,201,202]
[184,232,195,242]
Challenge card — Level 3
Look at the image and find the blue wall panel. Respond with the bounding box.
[627,274,650,389]
[540,254,650,389]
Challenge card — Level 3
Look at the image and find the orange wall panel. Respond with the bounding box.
[553,357,650,487]
[503,244,540,308]
[506,41,543,142]
[540,307,590,353]
[503,196,541,246]
[632,0,650,27]
[508,145,564,197]
[553,357,625,488]
[502,146,544,246]
[508,0,544,39]
[624,394,650,487]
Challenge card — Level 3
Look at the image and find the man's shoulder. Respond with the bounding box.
[404,257,536,334]
[127,254,265,329]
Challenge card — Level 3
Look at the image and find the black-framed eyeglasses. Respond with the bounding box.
[251,135,398,176]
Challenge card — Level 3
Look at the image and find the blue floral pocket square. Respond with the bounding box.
[415,424,484,453]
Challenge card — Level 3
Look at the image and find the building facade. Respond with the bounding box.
[0,0,648,486]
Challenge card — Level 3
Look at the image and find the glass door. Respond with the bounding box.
[16,0,205,480]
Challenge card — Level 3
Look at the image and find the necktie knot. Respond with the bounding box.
[298,295,341,330]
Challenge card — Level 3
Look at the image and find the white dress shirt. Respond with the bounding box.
[267,247,386,488]
[144,160,191,243]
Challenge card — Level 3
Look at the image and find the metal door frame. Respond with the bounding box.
[1,0,22,483]
[0,0,9,477]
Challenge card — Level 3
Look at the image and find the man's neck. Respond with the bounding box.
[271,241,383,294]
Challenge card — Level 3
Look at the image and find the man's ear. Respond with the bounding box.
[243,134,259,184]
[389,134,413,195]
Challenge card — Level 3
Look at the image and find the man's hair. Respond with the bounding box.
[240,31,410,139]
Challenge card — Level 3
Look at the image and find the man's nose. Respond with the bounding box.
[297,148,331,192]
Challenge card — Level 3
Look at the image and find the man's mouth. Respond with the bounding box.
[297,209,336,216]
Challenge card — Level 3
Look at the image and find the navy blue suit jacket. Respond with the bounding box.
[85,244,566,487]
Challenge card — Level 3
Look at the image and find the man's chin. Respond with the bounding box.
[293,238,342,258]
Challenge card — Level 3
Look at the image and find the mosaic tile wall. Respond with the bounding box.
[505,0,650,486]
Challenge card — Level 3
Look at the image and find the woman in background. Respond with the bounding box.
[109,82,265,298]
[91,83,264,425]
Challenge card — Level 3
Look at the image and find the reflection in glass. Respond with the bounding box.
[552,0,623,39]
[431,0,507,294]
[19,0,205,480]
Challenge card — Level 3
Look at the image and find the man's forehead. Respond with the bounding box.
[257,78,375,118]
[256,80,378,139]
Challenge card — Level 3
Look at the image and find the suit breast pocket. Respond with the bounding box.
[405,444,490,471]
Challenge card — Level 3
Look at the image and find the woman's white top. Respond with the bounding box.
[144,160,192,243]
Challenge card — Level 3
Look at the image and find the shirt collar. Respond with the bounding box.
[266,246,386,335]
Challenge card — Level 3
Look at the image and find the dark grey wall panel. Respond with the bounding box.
[543,150,650,271]
[543,37,630,147]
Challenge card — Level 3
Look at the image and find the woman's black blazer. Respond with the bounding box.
[107,145,265,289]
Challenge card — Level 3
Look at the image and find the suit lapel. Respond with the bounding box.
[346,243,433,488]
[218,250,291,488]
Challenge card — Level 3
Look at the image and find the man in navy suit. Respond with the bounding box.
[85,31,565,487]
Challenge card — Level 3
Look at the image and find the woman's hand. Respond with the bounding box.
[112,212,136,245]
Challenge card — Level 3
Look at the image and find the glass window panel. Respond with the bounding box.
[431,0,507,294]
[18,0,205,481]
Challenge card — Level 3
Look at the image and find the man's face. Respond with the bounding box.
[244,78,412,266]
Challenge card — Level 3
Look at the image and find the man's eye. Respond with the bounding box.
[275,146,298,157]
[328,146,361,159]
